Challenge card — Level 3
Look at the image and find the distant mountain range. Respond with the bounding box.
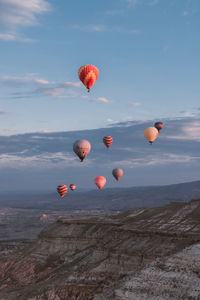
[1,180,200,211]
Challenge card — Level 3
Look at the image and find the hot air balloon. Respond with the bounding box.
[78,65,99,92]
[103,136,113,148]
[70,184,76,191]
[40,214,48,222]
[154,122,163,132]
[73,140,91,162]
[94,176,106,190]
[57,184,68,198]
[112,168,123,181]
[144,127,158,145]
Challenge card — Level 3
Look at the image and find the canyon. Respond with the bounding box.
[1,198,200,299]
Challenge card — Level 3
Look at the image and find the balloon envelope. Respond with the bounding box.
[70,184,76,191]
[73,139,91,162]
[154,122,163,132]
[103,136,113,148]
[40,214,48,221]
[94,176,106,190]
[57,184,68,198]
[78,65,99,92]
[144,127,158,144]
[112,168,123,181]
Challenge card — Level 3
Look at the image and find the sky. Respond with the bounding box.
[1,117,200,192]
[0,0,200,193]
[0,0,199,135]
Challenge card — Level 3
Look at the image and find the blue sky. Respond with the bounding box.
[0,0,200,192]
[0,0,199,135]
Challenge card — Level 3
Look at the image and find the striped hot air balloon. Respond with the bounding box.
[78,65,99,92]
[103,136,113,148]
[57,184,68,198]
[70,184,76,191]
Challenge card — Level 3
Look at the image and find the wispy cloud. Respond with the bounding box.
[0,151,94,168]
[64,82,82,88]
[93,97,112,103]
[129,102,141,107]
[0,152,75,168]
[34,78,49,85]
[1,74,50,85]
[0,0,51,27]
[35,82,82,99]
[107,118,115,123]
[165,120,200,142]
[105,9,125,16]
[35,86,80,99]
[0,110,9,115]
[181,0,198,18]
[0,0,51,42]
[1,75,82,88]
[1,128,17,135]
[0,74,82,100]
[112,153,199,168]
[124,0,159,8]
[0,32,35,42]
[73,24,140,34]
[125,0,140,7]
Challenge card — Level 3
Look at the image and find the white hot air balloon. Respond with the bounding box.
[73,140,91,162]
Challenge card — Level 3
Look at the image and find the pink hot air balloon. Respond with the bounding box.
[70,184,76,191]
[112,168,123,181]
[94,176,106,190]
[40,214,48,222]
[73,139,91,162]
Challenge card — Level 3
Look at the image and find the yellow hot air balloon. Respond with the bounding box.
[144,127,158,145]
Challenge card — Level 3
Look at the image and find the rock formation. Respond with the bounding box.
[1,199,200,299]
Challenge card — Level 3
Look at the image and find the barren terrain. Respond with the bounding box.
[1,198,200,299]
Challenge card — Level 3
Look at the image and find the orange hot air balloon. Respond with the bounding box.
[70,184,76,191]
[78,65,99,92]
[112,168,123,181]
[144,127,158,145]
[94,176,106,190]
[57,184,68,198]
[73,139,91,162]
[103,136,113,148]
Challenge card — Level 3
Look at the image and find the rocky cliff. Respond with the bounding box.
[1,199,200,299]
